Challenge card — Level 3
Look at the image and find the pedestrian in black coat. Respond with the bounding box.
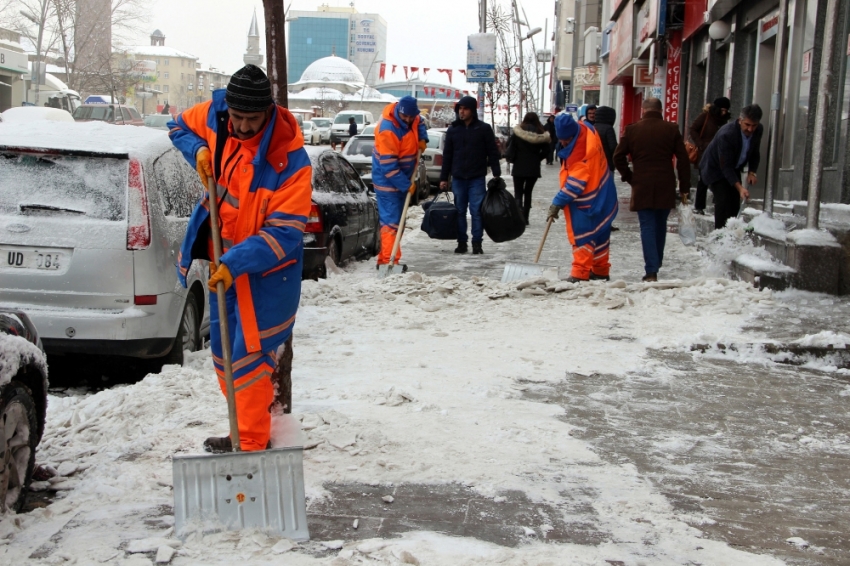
[506,112,550,223]
[700,104,764,230]
[543,114,557,165]
[594,106,618,171]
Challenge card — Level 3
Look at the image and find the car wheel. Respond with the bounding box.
[0,382,38,514]
[163,292,200,366]
[370,222,381,257]
[319,237,341,279]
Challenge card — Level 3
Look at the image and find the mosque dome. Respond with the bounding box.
[300,56,365,84]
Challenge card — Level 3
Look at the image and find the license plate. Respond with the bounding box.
[2,248,65,271]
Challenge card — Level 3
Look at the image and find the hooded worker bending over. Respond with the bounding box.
[371,95,428,269]
[547,113,618,282]
[168,65,312,452]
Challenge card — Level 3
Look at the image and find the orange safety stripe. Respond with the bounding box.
[258,313,296,339]
[262,258,297,277]
[259,231,286,260]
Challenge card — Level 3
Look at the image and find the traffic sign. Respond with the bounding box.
[565,104,579,112]
[467,33,496,83]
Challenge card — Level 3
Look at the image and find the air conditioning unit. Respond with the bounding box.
[584,27,601,64]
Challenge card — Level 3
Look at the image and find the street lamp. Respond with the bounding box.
[566,2,580,104]
[518,27,541,117]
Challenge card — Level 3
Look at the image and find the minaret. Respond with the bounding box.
[244,8,263,67]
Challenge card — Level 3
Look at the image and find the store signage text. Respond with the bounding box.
[664,31,682,123]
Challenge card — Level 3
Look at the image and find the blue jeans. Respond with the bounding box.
[637,209,670,275]
[452,177,487,243]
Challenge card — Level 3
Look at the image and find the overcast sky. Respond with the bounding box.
[129,0,555,89]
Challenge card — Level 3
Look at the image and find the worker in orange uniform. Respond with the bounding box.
[371,95,428,269]
[547,113,619,282]
[168,65,312,452]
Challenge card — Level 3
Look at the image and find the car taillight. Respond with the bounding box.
[127,158,151,250]
[134,295,157,305]
[434,154,443,166]
[305,204,323,233]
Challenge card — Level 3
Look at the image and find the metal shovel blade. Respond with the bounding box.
[501,262,558,284]
[377,263,403,279]
[172,416,309,541]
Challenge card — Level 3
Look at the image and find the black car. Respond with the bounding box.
[302,147,380,278]
[0,309,48,513]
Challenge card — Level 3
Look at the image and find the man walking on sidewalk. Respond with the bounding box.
[547,113,618,282]
[614,97,690,282]
[699,104,763,230]
[168,65,312,452]
[439,95,502,254]
[371,96,428,269]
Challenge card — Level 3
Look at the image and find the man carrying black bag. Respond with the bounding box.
[439,96,502,255]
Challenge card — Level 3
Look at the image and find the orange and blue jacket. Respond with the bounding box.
[371,102,428,196]
[553,122,619,246]
[169,89,312,355]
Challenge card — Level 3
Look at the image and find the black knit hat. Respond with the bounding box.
[713,97,731,110]
[226,65,273,112]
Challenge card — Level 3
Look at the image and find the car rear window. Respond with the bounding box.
[144,115,171,127]
[344,137,374,157]
[73,106,114,121]
[426,133,442,149]
[312,119,330,127]
[334,114,364,125]
[0,152,127,220]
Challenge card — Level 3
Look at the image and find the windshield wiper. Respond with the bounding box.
[19,203,86,215]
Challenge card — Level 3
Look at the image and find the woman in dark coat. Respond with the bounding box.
[689,97,731,213]
[594,106,618,171]
[506,112,551,223]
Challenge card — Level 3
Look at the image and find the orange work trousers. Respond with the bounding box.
[377,225,402,265]
[570,234,611,280]
[214,339,291,451]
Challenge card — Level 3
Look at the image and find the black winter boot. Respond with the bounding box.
[204,436,233,454]
[455,242,468,254]
[472,242,483,255]
[589,272,610,281]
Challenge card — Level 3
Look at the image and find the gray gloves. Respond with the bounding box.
[547,204,561,221]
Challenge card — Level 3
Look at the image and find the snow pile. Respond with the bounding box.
[0,332,46,387]
[793,330,850,348]
[699,217,775,276]
[0,266,785,565]
[787,229,839,247]
[734,254,795,273]
[748,212,787,241]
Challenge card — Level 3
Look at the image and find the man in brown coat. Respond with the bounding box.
[613,97,690,282]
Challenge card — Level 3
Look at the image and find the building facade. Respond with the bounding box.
[288,5,387,88]
[0,28,28,112]
[126,31,199,114]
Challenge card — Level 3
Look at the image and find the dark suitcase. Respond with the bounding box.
[421,193,459,240]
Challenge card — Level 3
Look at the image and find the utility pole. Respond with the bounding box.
[570,0,579,104]
[263,0,288,107]
[479,0,487,122]
[539,18,548,114]
[764,0,790,217]
[806,0,840,229]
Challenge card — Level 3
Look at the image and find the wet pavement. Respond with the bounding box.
[303,165,850,564]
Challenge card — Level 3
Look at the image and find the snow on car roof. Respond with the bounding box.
[0,120,172,159]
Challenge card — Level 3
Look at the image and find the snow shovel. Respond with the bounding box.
[501,216,558,283]
[171,177,309,541]
[377,152,421,279]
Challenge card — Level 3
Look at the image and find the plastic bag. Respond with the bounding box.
[481,178,526,243]
[677,203,697,246]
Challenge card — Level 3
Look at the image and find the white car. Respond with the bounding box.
[311,117,332,143]
[0,107,74,123]
[301,120,321,145]
[0,121,210,367]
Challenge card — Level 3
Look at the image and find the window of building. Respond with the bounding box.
[164,85,169,93]
[181,59,185,67]
[164,58,169,65]
[164,72,169,79]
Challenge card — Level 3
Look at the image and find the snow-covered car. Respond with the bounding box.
[0,107,74,123]
[0,121,210,366]
[302,147,380,278]
[301,120,321,145]
[311,117,332,143]
[0,308,48,513]
[341,133,375,177]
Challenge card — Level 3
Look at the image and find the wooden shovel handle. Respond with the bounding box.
[534,217,554,264]
[207,177,241,452]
